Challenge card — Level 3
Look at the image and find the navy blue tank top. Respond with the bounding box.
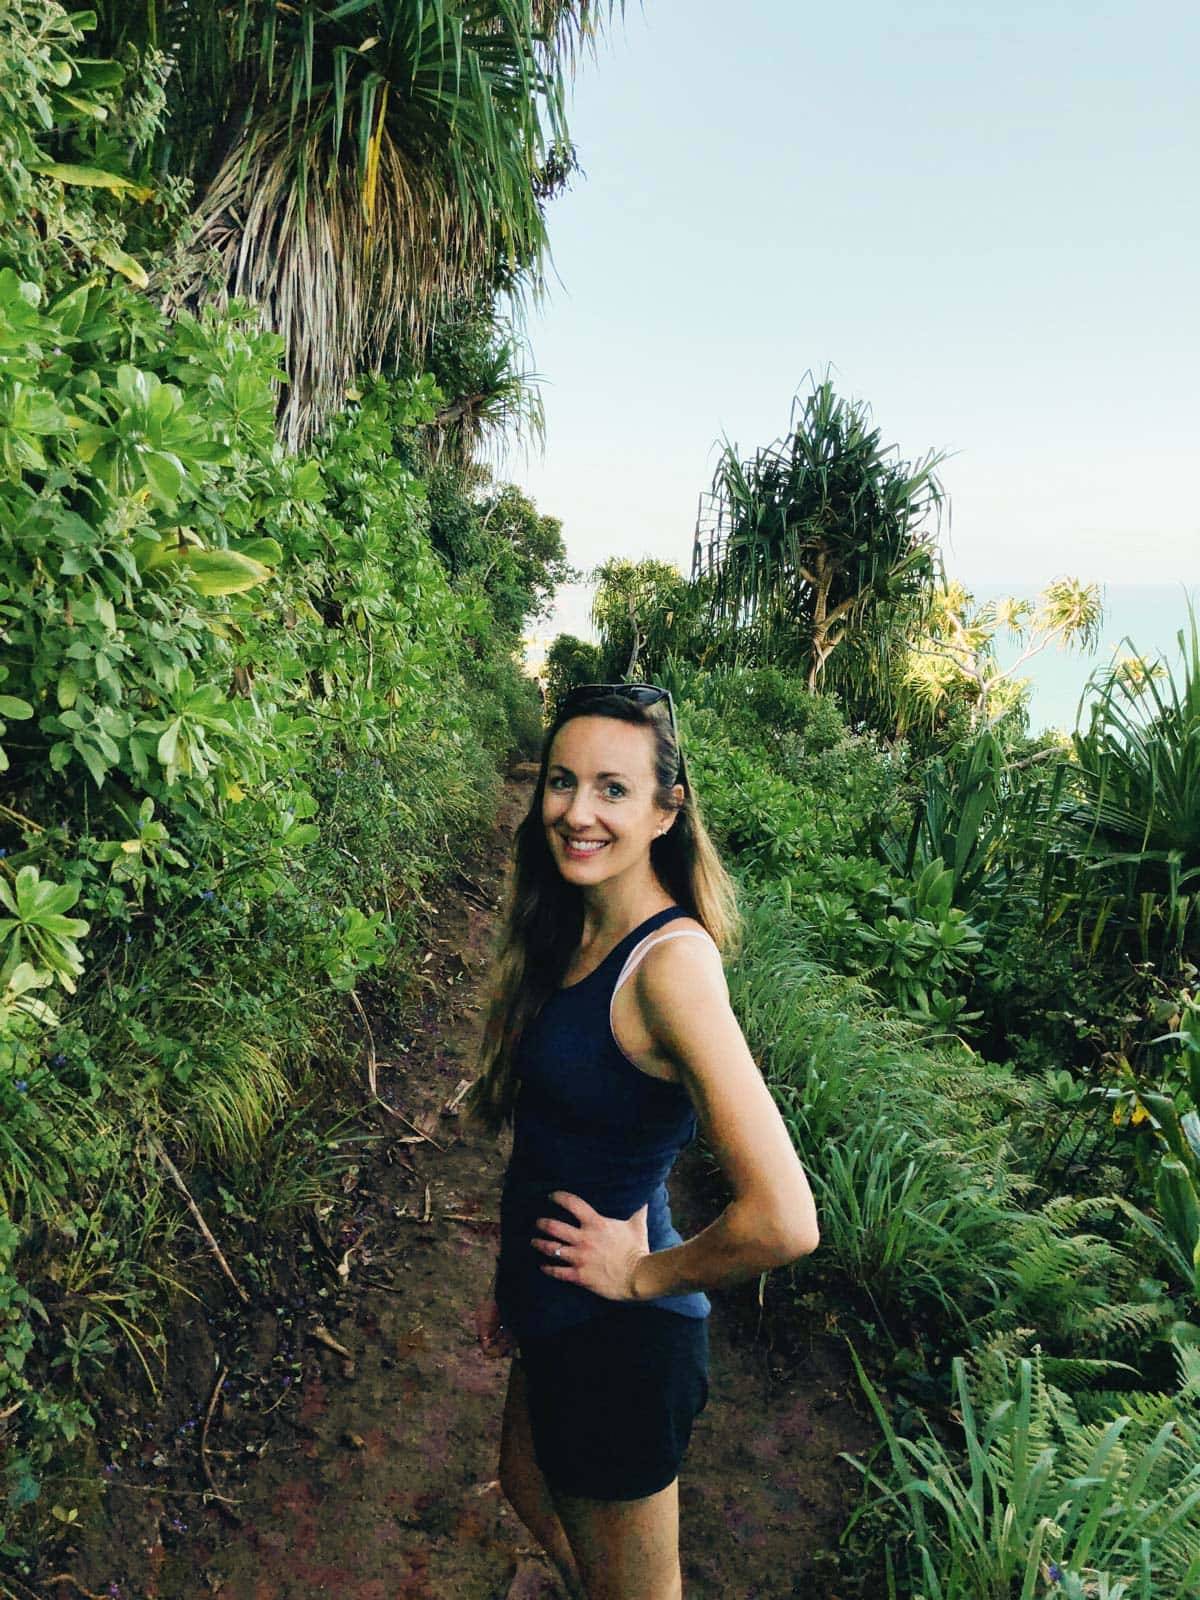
[496,905,712,1342]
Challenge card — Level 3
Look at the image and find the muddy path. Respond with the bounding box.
[39,770,874,1600]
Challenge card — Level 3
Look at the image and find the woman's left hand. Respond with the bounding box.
[532,1191,649,1301]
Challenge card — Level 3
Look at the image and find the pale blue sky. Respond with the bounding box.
[512,0,1198,641]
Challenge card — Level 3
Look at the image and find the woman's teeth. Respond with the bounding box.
[564,838,608,854]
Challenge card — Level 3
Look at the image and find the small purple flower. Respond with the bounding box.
[51,1053,67,1066]
[108,1585,123,1599]
[15,1080,27,1093]
[103,1463,116,1477]
[1048,1562,1063,1584]
[0,848,7,857]
[201,889,214,901]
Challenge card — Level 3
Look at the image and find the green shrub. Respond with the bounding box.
[545,633,605,711]
[845,1342,1200,1600]
[0,5,570,1554]
[727,886,1165,1363]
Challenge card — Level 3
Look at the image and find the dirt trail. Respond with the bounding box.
[46,771,873,1600]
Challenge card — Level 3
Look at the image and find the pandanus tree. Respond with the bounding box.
[692,378,947,690]
[90,1,610,447]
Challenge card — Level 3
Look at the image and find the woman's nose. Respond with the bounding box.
[564,788,596,826]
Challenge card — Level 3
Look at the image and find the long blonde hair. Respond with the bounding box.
[464,693,741,1133]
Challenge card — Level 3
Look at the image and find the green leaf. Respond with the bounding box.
[157,719,181,768]
[174,548,272,596]
[0,696,33,720]
[30,163,153,200]
[57,92,109,120]
[231,537,283,567]
[92,241,149,288]
[139,449,183,504]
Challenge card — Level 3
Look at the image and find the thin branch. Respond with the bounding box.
[200,1360,243,1520]
[147,1136,249,1304]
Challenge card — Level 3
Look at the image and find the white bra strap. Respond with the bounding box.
[612,929,713,1000]
[609,928,715,1076]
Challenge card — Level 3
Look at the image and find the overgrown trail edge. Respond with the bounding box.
[57,771,870,1600]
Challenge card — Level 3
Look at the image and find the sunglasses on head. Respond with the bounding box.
[558,681,677,737]
[556,682,685,782]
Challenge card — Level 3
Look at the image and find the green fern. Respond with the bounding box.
[844,1339,1200,1600]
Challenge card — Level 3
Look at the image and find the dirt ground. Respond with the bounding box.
[28,769,876,1600]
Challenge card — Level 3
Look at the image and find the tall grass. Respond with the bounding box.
[728,884,1167,1361]
[844,1342,1200,1600]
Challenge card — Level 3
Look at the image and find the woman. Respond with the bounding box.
[466,682,819,1600]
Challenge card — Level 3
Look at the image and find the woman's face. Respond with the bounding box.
[542,714,681,886]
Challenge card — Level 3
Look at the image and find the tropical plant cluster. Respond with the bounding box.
[0,0,580,1559]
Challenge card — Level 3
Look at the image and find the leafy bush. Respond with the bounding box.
[845,1342,1200,1600]
[726,885,1166,1363]
[0,5,564,1555]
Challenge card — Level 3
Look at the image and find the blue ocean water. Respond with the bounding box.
[973,582,1199,735]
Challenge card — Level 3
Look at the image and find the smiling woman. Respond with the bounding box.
[545,716,674,881]
[464,684,819,1600]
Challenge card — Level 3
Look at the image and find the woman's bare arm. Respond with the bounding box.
[530,932,818,1300]
[626,932,819,1301]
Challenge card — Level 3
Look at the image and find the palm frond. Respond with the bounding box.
[116,1,612,446]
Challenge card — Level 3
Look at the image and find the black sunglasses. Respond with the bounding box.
[558,681,677,736]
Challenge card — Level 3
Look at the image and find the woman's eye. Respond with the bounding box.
[548,775,571,790]
[605,783,626,799]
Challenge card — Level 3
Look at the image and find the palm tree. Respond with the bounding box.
[91,1,611,447]
[692,376,946,689]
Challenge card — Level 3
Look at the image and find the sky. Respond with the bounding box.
[508,0,1198,651]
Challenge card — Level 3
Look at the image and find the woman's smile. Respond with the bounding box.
[560,835,611,860]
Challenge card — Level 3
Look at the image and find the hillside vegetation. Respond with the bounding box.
[3,5,1199,1596]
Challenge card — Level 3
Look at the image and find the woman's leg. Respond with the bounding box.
[499,1357,586,1599]
[551,1481,683,1600]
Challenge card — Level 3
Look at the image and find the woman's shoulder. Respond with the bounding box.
[633,912,724,982]
[624,917,730,1058]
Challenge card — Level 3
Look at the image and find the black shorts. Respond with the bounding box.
[517,1305,710,1502]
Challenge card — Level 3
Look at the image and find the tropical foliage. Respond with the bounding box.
[90,0,611,445]
[1065,605,1200,969]
[0,0,573,1558]
[692,376,946,688]
[897,578,1104,735]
